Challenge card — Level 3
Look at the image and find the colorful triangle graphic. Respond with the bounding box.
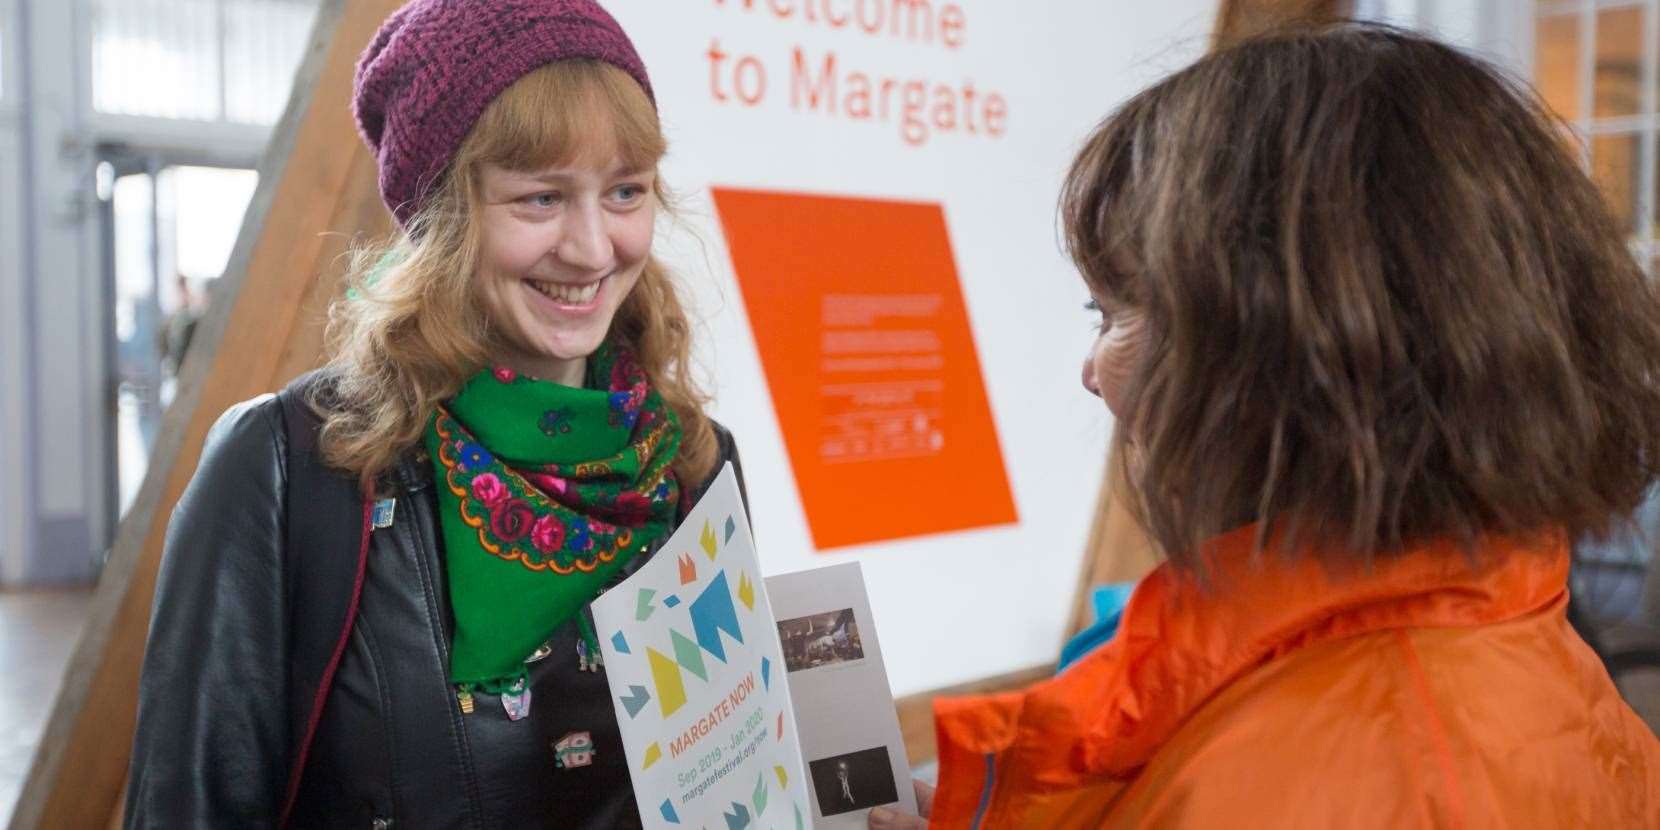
[647,647,687,717]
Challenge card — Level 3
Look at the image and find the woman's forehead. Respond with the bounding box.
[482,152,649,181]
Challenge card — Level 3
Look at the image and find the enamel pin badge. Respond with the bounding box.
[553,731,595,769]
[371,498,397,529]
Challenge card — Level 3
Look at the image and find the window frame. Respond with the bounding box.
[78,0,322,159]
[1529,0,1660,267]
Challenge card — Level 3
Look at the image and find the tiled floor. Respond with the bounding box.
[0,589,94,828]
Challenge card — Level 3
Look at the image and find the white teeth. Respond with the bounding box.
[528,279,601,305]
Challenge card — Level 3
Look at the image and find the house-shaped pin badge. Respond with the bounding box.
[553,731,595,770]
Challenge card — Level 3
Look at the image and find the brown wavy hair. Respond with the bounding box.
[317,60,716,491]
[1062,24,1660,566]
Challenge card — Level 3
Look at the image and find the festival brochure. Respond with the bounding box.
[592,463,812,828]
[766,562,917,825]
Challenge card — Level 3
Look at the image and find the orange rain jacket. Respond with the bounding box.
[930,528,1659,828]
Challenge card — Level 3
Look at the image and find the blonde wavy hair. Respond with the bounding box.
[316,60,716,491]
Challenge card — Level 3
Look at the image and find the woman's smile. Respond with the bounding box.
[523,275,607,312]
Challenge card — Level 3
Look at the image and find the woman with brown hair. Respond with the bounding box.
[874,23,1660,830]
[125,1,742,826]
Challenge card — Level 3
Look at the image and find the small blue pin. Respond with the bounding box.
[371,498,397,529]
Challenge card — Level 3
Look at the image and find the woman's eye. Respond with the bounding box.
[1085,299,1112,332]
[612,184,647,202]
[524,192,561,208]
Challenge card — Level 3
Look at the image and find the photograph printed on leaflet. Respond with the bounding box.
[808,746,901,817]
[777,608,865,673]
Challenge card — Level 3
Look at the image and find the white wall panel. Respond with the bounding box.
[607,0,1220,694]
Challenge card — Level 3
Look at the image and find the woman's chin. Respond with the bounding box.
[538,332,607,363]
[500,333,607,376]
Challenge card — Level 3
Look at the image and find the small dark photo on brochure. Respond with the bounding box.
[776,607,865,673]
[808,746,900,817]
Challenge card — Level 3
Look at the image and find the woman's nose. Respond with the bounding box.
[1082,353,1101,398]
[556,204,613,271]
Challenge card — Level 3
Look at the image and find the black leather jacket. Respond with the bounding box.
[125,389,745,828]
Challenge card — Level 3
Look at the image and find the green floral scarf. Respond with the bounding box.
[424,343,680,695]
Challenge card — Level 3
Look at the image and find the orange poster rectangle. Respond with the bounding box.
[712,187,1018,550]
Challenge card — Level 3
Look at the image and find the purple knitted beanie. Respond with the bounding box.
[353,0,655,226]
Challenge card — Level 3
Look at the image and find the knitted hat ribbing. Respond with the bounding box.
[353,0,655,226]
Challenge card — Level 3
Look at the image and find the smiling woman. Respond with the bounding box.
[469,71,663,387]
[122,2,746,828]
[323,58,717,489]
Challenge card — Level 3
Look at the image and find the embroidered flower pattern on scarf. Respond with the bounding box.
[424,342,685,691]
[431,348,676,574]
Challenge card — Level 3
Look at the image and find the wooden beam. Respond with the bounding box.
[1214,0,1353,49]
[1066,451,1159,639]
[12,2,399,826]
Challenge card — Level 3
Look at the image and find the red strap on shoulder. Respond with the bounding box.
[278,491,373,828]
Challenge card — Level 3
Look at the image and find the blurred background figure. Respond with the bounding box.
[158,274,205,384]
